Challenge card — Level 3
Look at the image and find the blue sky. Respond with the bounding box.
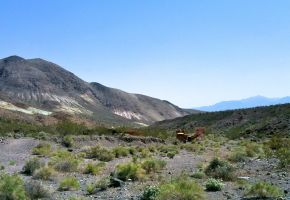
[1,0,290,107]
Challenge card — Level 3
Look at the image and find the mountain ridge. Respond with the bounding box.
[0,55,190,125]
[195,95,290,112]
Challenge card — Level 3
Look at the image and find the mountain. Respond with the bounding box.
[0,55,189,125]
[153,103,290,138]
[195,96,290,112]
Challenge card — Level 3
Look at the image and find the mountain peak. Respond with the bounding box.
[2,55,25,63]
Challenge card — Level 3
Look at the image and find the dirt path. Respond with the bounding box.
[0,138,39,173]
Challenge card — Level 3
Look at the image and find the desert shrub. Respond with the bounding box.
[264,137,290,168]
[157,175,206,200]
[205,178,224,191]
[141,185,160,200]
[228,149,247,163]
[128,147,137,155]
[112,146,129,158]
[276,147,290,168]
[180,143,197,152]
[24,180,50,199]
[56,120,88,136]
[148,145,157,153]
[86,183,96,195]
[22,158,43,175]
[83,162,105,175]
[245,181,283,198]
[115,162,145,181]
[50,150,80,172]
[141,159,166,174]
[139,148,152,158]
[158,145,179,158]
[9,160,16,166]
[191,171,205,179]
[69,196,87,200]
[59,177,80,191]
[33,166,57,180]
[86,176,111,194]
[0,173,27,200]
[36,131,49,140]
[205,158,236,181]
[32,143,51,156]
[86,145,115,162]
[244,142,264,157]
[62,135,74,148]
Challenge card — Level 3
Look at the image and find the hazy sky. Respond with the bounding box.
[1,0,290,107]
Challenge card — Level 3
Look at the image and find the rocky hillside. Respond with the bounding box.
[153,103,290,138]
[0,55,189,125]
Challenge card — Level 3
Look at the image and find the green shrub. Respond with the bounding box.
[115,162,145,181]
[33,166,57,180]
[86,145,115,162]
[86,183,96,195]
[83,162,105,175]
[56,120,88,136]
[205,158,236,181]
[32,143,51,156]
[141,159,166,174]
[205,178,224,191]
[228,149,247,163]
[112,146,129,158]
[264,137,290,168]
[24,180,50,199]
[245,181,283,198]
[86,176,111,194]
[59,177,80,191]
[9,160,16,166]
[22,158,43,175]
[141,185,160,200]
[157,176,206,200]
[0,173,27,200]
[69,196,87,200]
[50,150,80,172]
[191,171,205,179]
[62,135,74,148]
[158,145,179,158]
[276,147,290,168]
[96,176,111,191]
[244,142,264,157]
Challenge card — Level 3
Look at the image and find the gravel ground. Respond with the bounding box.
[0,137,289,200]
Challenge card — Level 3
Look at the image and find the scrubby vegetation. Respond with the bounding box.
[62,135,74,148]
[33,166,57,180]
[22,158,43,175]
[59,177,80,191]
[112,146,130,158]
[245,181,283,198]
[87,177,111,194]
[0,173,27,200]
[24,180,50,199]
[83,162,105,175]
[114,162,146,181]
[141,158,166,174]
[264,137,290,169]
[86,145,115,162]
[140,185,160,200]
[49,150,80,172]
[205,178,224,191]
[157,175,206,200]
[205,158,236,181]
[32,143,52,156]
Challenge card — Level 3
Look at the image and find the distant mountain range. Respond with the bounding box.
[0,55,192,126]
[195,96,290,112]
